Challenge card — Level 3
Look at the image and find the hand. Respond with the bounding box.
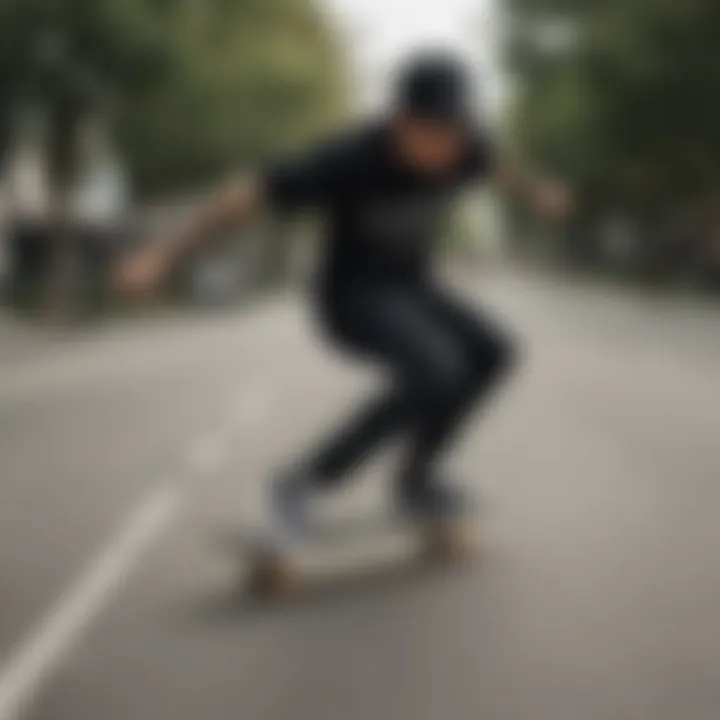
[113,244,172,298]
[531,179,574,221]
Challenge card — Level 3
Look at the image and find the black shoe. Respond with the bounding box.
[397,474,477,522]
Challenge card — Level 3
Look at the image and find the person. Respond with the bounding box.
[115,51,571,536]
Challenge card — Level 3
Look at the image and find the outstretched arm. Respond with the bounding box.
[493,158,573,220]
[114,174,263,297]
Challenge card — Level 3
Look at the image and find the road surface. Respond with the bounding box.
[1,270,719,720]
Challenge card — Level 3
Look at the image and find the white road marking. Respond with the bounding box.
[0,385,277,720]
[0,484,180,720]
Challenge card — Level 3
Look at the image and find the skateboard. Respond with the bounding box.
[225,509,479,597]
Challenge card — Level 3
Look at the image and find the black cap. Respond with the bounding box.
[396,51,474,123]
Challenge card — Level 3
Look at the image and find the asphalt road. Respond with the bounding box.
[1,270,719,720]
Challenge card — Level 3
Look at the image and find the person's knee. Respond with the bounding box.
[473,330,520,386]
[492,331,520,376]
[414,350,469,407]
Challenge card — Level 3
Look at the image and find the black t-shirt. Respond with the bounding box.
[262,121,495,294]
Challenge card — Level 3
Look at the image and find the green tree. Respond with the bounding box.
[0,0,172,317]
[0,0,346,316]
[508,0,720,279]
[116,0,347,194]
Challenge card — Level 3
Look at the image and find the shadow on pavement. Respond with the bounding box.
[174,554,486,626]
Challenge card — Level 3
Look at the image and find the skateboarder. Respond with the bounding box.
[116,51,570,536]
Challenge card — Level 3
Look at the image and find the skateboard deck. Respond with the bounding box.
[219,509,480,597]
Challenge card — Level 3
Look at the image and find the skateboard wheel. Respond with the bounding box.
[248,557,300,596]
[424,522,474,560]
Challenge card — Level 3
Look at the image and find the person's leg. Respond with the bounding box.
[398,285,518,492]
[288,284,470,487]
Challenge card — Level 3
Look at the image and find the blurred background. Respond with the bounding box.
[1,0,720,318]
[1,1,719,720]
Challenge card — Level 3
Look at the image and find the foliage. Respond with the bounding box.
[0,0,346,191]
[116,0,347,193]
[508,0,720,277]
[0,0,346,317]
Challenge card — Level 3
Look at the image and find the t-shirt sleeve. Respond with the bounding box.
[458,129,498,184]
[262,137,350,212]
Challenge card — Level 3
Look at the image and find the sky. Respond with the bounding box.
[323,0,507,115]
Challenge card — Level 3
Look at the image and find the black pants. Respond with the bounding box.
[306,280,517,491]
